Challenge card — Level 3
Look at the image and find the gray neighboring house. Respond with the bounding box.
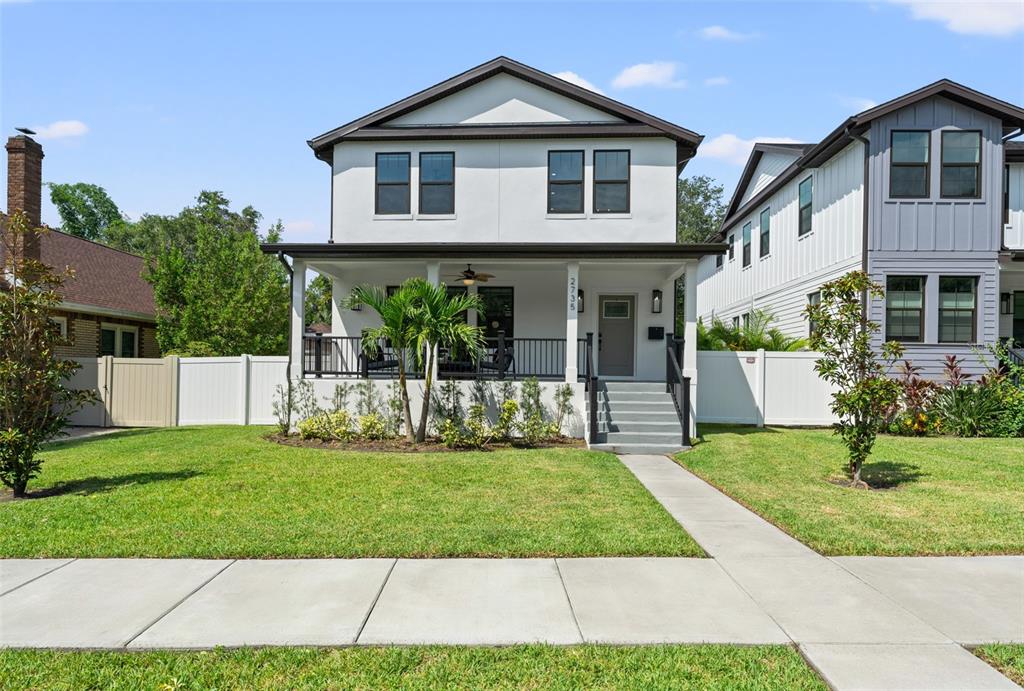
[697,79,1024,377]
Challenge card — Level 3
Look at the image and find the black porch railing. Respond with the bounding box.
[303,332,588,381]
[665,333,692,447]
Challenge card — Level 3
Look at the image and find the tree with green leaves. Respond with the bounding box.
[698,310,807,352]
[145,192,289,356]
[676,175,727,244]
[47,182,126,243]
[1,212,95,497]
[805,271,903,487]
[305,273,333,328]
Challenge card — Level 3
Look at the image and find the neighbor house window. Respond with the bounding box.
[101,324,138,358]
[419,152,455,214]
[890,131,930,198]
[885,276,925,343]
[716,253,723,268]
[798,176,813,235]
[759,207,770,257]
[50,316,68,339]
[728,234,735,261]
[548,150,584,213]
[938,276,977,343]
[807,291,821,337]
[375,153,411,214]
[593,150,629,213]
[742,222,752,267]
[941,131,981,199]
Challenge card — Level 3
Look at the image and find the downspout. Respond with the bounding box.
[277,251,294,430]
[848,126,872,326]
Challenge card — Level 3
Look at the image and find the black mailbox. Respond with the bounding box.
[648,326,665,340]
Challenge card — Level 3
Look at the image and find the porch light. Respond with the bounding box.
[1001,292,1012,315]
[578,290,584,313]
[462,277,475,286]
[651,289,663,314]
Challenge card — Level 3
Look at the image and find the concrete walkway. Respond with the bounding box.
[0,454,1021,690]
[620,454,1024,691]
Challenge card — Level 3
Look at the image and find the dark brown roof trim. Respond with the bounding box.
[308,56,703,164]
[718,79,1024,238]
[1007,140,1024,163]
[723,143,812,220]
[262,242,726,260]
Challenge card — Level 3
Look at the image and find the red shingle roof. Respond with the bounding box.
[39,229,156,318]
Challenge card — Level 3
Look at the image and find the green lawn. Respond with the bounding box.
[0,426,700,558]
[975,645,1024,687]
[0,645,825,691]
[676,425,1024,556]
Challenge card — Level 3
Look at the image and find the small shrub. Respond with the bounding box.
[552,384,574,437]
[464,404,492,449]
[272,383,291,435]
[332,383,351,413]
[386,380,404,437]
[493,399,519,441]
[297,410,355,442]
[517,411,547,447]
[889,361,938,436]
[931,357,1001,437]
[293,380,321,421]
[355,379,379,417]
[438,418,465,449]
[358,412,389,441]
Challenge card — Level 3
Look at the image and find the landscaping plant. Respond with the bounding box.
[889,360,937,435]
[697,309,807,352]
[805,271,903,487]
[0,212,95,497]
[931,355,1003,437]
[552,383,575,437]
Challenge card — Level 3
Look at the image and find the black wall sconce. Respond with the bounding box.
[651,289,663,314]
[578,289,585,313]
[1001,293,1012,315]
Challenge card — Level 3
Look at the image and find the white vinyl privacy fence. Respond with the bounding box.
[696,351,838,427]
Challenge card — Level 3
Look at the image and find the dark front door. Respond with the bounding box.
[598,295,635,377]
[1014,292,1024,343]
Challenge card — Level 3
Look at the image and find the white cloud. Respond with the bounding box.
[611,62,686,89]
[698,25,756,41]
[887,0,1024,36]
[698,134,802,166]
[553,71,605,95]
[838,95,878,112]
[31,120,89,140]
[704,76,731,87]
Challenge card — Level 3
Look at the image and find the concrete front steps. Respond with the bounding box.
[586,381,687,455]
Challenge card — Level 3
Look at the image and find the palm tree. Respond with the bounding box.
[697,310,806,352]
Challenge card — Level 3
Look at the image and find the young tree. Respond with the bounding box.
[1,212,95,497]
[805,271,903,487]
[676,175,727,244]
[48,182,126,243]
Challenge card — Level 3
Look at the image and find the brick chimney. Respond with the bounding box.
[5,134,44,260]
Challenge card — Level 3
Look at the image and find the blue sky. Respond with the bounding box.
[2,1,1022,242]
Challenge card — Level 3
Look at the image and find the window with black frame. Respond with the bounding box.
[375,153,410,214]
[938,276,976,343]
[419,152,455,214]
[593,150,629,213]
[798,176,813,235]
[941,131,981,199]
[477,286,514,338]
[759,207,770,257]
[742,222,752,267]
[885,276,925,342]
[807,291,821,337]
[890,131,930,198]
[548,151,584,213]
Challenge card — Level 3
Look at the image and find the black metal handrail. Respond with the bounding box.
[586,332,598,444]
[664,333,691,447]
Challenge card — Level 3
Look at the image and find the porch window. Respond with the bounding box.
[375,153,411,214]
[759,207,770,257]
[885,276,924,343]
[890,131,930,198]
[742,222,752,267]
[798,176,813,235]
[548,151,584,213]
[477,286,514,338]
[419,152,455,214]
[941,131,981,199]
[593,150,629,213]
[101,324,139,357]
[938,276,977,343]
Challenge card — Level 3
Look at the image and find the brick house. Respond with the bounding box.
[4,134,160,358]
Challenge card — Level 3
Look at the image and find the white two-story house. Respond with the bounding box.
[265,57,724,449]
[697,80,1024,377]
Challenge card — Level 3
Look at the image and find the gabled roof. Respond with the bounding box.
[308,56,703,169]
[723,143,813,220]
[717,79,1024,239]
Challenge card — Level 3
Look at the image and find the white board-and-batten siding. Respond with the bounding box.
[1006,163,1024,250]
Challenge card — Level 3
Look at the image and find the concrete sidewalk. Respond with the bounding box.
[1,454,1021,691]
[620,454,1024,691]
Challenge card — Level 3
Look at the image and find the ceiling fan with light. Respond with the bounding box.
[447,264,495,286]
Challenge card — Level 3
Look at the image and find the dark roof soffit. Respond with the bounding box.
[1007,140,1024,162]
[308,57,703,160]
[262,242,726,259]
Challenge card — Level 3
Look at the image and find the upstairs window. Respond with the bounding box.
[890,131,930,198]
[759,207,771,257]
[593,150,629,213]
[375,153,411,214]
[798,176,813,235]
[728,234,735,261]
[885,276,925,343]
[419,152,455,215]
[716,253,723,268]
[941,131,981,199]
[742,222,752,267]
[548,150,584,213]
[939,276,977,343]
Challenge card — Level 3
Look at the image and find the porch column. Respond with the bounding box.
[426,262,441,382]
[683,261,698,437]
[564,262,580,383]
[290,259,307,379]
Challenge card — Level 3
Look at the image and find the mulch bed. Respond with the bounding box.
[266,433,585,453]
